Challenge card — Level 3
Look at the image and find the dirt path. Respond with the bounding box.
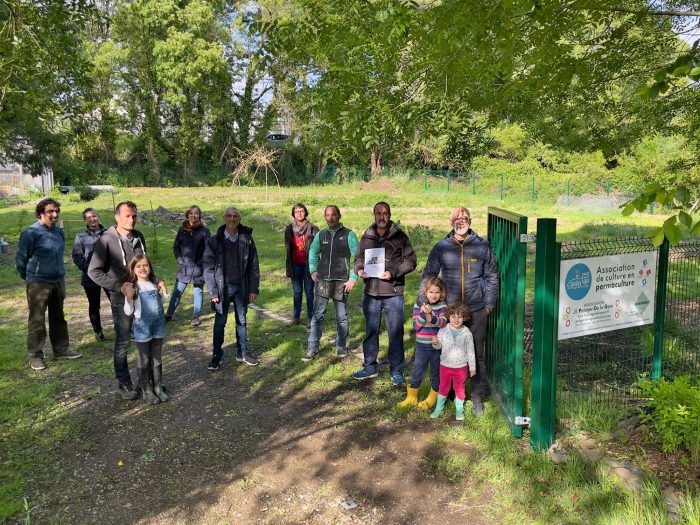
[31,303,490,525]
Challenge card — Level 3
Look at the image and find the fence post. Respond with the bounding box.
[531,175,536,202]
[530,218,560,451]
[652,238,670,379]
[447,172,451,193]
[566,179,571,206]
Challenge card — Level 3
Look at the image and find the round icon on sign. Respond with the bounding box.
[563,314,569,321]
[646,269,651,276]
[615,312,620,318]
[566,307,571,314]
[642,278,647,286]
[615,300,620,306]
[566,320,570,327]
[565,263,592,301]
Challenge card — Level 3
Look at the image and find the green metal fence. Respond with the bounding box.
[486,208,528,438]
[528,220,700,450]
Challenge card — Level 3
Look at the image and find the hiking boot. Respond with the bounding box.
[54,350,82,360]
[390,373,406,386]
[207,354,223,370]
[118,381,139,401]
[190,315,201,327]
[289,318,300,326]
[301,349,318,362]
[472,398,484,417]
[336,347,348,357]
[240,353,259,367]
[351,369,378,381]
[29,357,46,371]
[164,314,173,322]
[95,331,106,341]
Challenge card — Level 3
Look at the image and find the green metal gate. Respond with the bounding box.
[486,208,528,438]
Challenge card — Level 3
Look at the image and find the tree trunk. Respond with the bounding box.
[370,148,383,178]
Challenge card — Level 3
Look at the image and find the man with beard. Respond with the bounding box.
[421,206,498,416]
[351,202,416,384]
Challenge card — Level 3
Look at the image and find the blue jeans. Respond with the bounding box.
[166,280,203,317]
[291,263,314,320]
[361,294,406,375]
[111,301,134,384]
[212,284,248,356]
[410,344,440,390]
[308,292,348,351]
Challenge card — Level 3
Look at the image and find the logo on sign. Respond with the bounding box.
[565,263,591,300]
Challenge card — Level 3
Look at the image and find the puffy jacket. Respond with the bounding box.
[87,226,147,304]
[72,225,106,287]
[16,221,65,283]
[203,224,260,314]
[284,221,319,278]
[354,221,417,297]
[422,229,498,311]
[173,222,211,285]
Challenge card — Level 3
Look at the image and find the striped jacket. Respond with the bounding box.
[412,299,447,346]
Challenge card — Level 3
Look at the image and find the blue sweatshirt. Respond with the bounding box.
[16,221,66,282]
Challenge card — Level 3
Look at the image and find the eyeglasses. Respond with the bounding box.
[224,214,240,219]
[452,215,470,223]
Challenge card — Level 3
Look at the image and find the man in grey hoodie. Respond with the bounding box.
[88,201,165,400]
[16,198,82,370]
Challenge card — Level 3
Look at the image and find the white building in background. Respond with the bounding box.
[0,164,54,197]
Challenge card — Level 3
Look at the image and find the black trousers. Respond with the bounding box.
[83,285,110,334]
[467,307,489,401]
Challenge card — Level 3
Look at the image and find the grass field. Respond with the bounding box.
[0,182,697,524]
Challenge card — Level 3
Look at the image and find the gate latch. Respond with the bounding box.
[515,416,531,427]
[519,234,536,243]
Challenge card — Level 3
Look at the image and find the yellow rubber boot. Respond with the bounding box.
[398,386,420,407]
[417,388,438,411]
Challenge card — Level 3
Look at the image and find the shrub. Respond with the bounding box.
[637,375,700,455]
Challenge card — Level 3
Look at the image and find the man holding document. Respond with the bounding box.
[352,202,417,384]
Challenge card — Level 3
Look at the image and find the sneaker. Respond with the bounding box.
[164,314,173,322]
[351,369,378,381]
[241,353,259,367]
[54,350,83,360]
[391,373,406,386]
[235,352,244,362]
[301,349,318,362]
[472,398,484,417]
[190,315,201,327]
[118,382,139,400]
[95,331,106,341]
[336,347,348,357]
[29,357,46,370]
[289,318,300,326]
[207,354,223,370]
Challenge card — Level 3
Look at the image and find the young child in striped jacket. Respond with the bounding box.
[399,277,448,409]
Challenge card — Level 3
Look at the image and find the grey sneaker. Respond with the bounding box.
[118,382,139,400]
[190,315,201,327]
[241,353,259,366]
[54,350,83,360]
[472,398,484,417]
[30,357,46,370]
[336,347,348,357]
[301,349,318,362]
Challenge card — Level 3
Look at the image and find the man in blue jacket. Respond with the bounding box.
[16,198,82,370]
[422,206,498,415]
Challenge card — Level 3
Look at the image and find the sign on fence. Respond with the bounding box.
[558,251,658,340]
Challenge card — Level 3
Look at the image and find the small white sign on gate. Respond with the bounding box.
[558,251,657,340]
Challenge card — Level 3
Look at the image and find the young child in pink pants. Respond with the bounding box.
[430,302,476,421]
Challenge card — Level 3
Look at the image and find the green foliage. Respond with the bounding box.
[637,375,700,455]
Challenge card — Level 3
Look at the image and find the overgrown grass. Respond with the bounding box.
[0,184,696,522]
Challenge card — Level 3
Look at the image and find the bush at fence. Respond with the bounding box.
[637,375,700,456]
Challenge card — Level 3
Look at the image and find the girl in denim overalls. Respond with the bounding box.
[124,255,169,404]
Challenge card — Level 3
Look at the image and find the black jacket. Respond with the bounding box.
[173,222,211,285]
[72,225,106,288]
[203,224,260,314]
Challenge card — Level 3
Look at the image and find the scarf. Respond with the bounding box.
[292,220,309,238]
[183,219,203,233]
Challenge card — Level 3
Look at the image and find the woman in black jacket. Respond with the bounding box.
[164,205,211,326]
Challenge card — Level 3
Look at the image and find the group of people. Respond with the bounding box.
[16,197,498,416]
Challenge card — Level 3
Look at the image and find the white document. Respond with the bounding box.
[364,247,385,278]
